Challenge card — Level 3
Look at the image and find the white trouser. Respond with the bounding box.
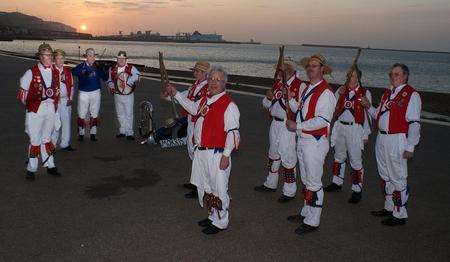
[330,122,365,192]
[191,148,231,229]
[263,119,298,197]
[114,93,134,136]
[52,98,72,148]
[375,133,409,219]
[297,136,329,227]
[25,102,56,172]
[78,90,101,135]
[187,120,195,160]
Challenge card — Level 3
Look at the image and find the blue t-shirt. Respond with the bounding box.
[72,62,108,92]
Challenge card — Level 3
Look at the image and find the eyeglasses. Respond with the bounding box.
[208,78,225,83]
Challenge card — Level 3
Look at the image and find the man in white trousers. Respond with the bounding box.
[107,51,140,140]
[161,60,210,199]
[254,58,304,203]
[286,54,336,235]
[51,49,75,151]
[165,65,240,235]
[324,66,372,204]
[72,48,108,142]
[361,63,421,226]
[17,43,62,180]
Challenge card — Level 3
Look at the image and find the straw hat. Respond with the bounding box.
[299,53,332,75]
[117,51,127,59]
[36,43,53,56]
[190,61,210,72]
[273,57,297,71]
[53,49,66,58]
[164,118,177,128]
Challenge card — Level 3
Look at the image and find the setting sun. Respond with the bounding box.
[80,24,87,31]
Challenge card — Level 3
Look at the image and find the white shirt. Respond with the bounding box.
[368,84,422,152]
[293,80,337,138]
[262,72,306,120]
[335,86,372,139]
[174,91,240,157]
[166,79,208,120]
[54,65,72,100]
[20,63,54,104]
[107,64,140,89]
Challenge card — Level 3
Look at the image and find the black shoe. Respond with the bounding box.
[116,134,126,139]
[61,145,76,151]
[254,185,276,193]
[78,135,84,141]
[278,194,295,203]
[324,183,342,192]
[185,190,198,199]
[381,216,406,226]
[198,218,213,227]
[370,209,393,217]
[202,224,225,235]
[182,183,196,190]
[294,223,318,235]
[126,135,135,141]
[26,171,35,181]
[90,134,97,141]
[287,214,305,224]
[47,167,62,176]
[348,192,362,204]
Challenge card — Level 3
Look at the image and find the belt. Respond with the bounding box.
[379,130,405,135]
[273,117,284,122]
[339,121,354,126]
[197,147,224,153]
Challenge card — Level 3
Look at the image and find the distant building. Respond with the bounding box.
[190,30,223,42]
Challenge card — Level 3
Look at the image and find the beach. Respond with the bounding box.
[0,54,449,261]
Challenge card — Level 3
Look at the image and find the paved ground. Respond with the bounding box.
[0,54,449,262]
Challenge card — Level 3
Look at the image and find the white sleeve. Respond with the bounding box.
[405,92,422,152]
[288,98,298,113]
[127,66,140,86]
[69,73,75,101]
[363,90,372,139]
[223,102,240,157]
[297,89,336,131]
[20,69,32,91]
[367,102,380,120]
[262,97,272,109]
[173,90,200,115]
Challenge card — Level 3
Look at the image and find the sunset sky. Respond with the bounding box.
[1,0,449,51]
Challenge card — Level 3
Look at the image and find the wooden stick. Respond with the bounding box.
[158,52,180,119]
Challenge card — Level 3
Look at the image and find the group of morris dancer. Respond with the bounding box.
[18,44,140,181]
[17,43,421,236]
[253,53,421,234]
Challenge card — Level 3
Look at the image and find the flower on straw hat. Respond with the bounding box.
[298,53,332,75]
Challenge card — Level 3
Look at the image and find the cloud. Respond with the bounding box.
[84,0,108,8]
